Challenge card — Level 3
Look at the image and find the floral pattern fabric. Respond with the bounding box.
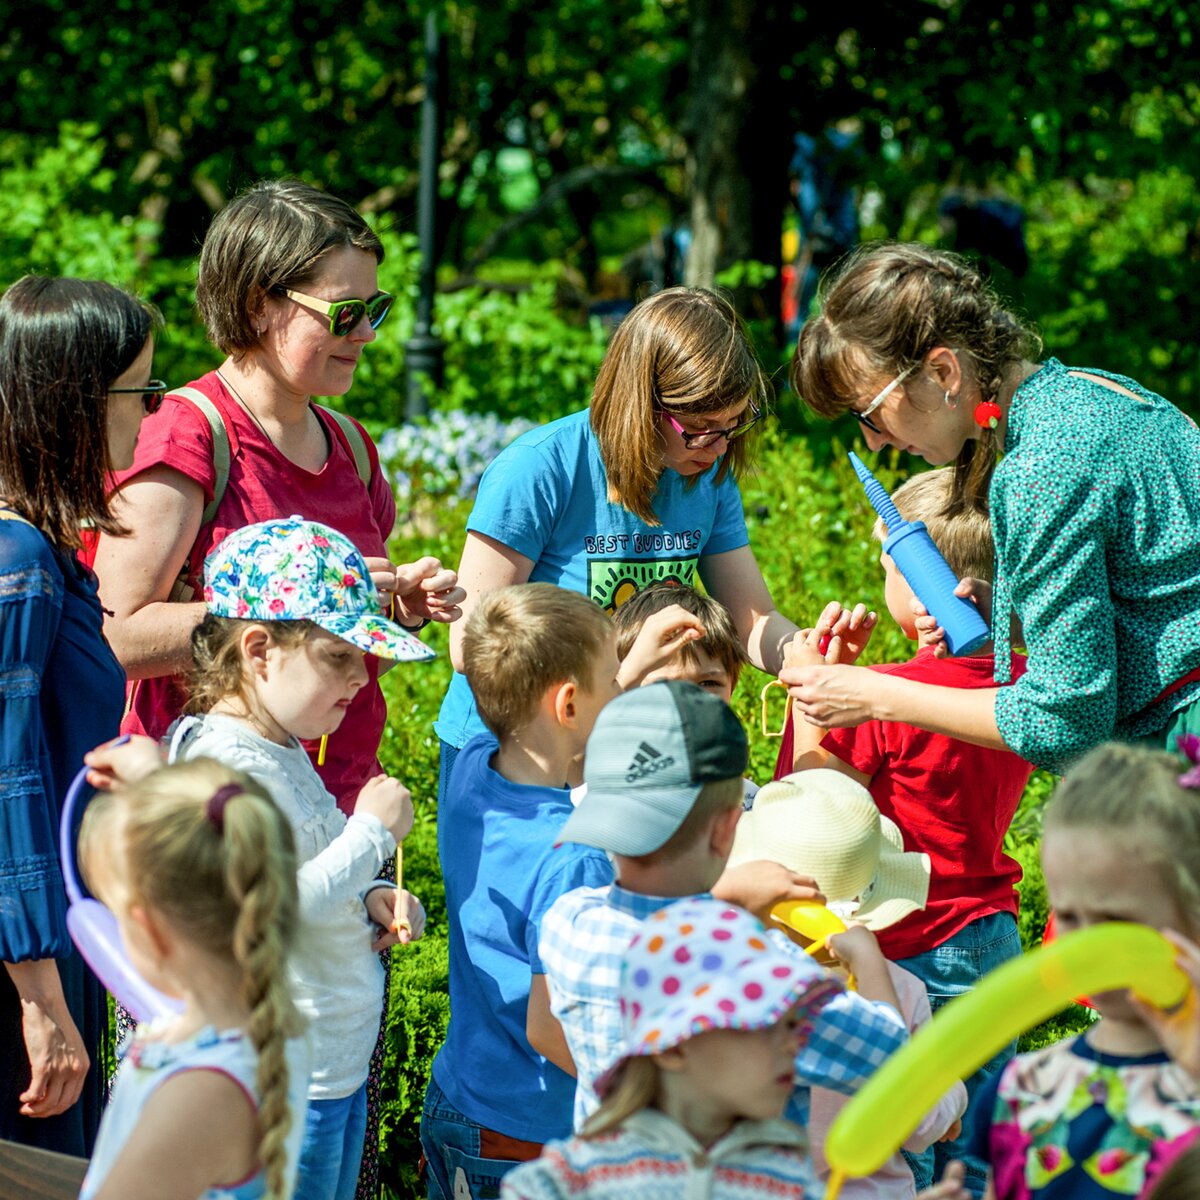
[970,1035,1200,1199]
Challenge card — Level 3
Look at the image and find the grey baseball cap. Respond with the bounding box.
[557,680,748,856]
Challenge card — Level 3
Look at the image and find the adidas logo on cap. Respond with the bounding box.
[625,740,676,783]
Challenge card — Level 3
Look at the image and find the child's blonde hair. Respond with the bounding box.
[81,759,304,1199]
[583,1057,659,1138]
[873,467,995,583]
[589,287,769,525]
[463,583,614,738]
[612,584,748,688]
[186,614,317,715]
[1047,742,1200,932]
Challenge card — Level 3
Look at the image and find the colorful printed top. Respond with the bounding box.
[500,1107,817,1200]
[990,359,1200,773]
[435,408,749,748]
[967,1035,1200,1199]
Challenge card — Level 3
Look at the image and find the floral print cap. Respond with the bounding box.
[203,516,436,663]
[592,897,843,1097]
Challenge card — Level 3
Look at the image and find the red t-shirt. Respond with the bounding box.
[101,371,397,814]
[773,647,1033,959]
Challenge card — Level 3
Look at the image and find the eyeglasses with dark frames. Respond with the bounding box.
[661,400,763,449]
[280,288,394,337]
[849,364,917,435]
[108,379,168,416]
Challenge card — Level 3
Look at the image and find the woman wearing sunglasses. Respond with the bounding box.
[0,275,157,1157]
[434,287,862,805]
[782,241,1200,778]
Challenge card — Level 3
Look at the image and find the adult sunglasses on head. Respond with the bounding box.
[663,400,763,449]
[281,288,394,337]
[108,379,168,416]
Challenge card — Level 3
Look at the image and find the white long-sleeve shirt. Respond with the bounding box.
[807,962,968,1199]
[169,714,395,1099]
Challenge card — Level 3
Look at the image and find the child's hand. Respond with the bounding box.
[917,1160,973,1200]
[712,860,825,924]
[938,1118,963,1143]
[83,735,165,792]
[913,578,993,656]
[354,776,414,844]
[812,600,878,664]
[615,604,706,689]
[1129,929,1200,1078]
[825,924,883,970]
[366,887,427,951]
[782,628,827,671]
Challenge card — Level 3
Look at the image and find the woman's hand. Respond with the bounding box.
[83,735,165,792]
[3,960,90,1118]
[779,663,881,729]
[914,577,992,657]
[615,603,706,689]
[367,556,465,627]
[813,600,878,664]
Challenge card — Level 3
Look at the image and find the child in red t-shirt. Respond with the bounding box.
[775,466,1033,1198]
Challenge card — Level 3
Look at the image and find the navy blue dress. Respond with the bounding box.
[0,515,124,1154]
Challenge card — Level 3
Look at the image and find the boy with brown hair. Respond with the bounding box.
[537,679,908,1132]
[780,466,1033,1196]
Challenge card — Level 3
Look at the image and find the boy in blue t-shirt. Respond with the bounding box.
[422,581,685,1199]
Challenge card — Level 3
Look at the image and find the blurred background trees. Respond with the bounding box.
[3,0,1197,416]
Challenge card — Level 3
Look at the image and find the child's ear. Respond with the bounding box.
[128,902,172,963]
[240,624,274,678]
[550,679,579,728]
[652,1046,689,1074]
[711,803,742,858]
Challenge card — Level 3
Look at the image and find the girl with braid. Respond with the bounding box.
[76,757,309,1199]
[782,242,1200,779]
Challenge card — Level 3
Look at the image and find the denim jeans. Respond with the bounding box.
[420,1076,540,1200]
[896,912,1022,1198]
[294,1084,368,1200]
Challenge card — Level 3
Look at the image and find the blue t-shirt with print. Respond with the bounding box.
[430,733,614,1142]
[435,409,750,747]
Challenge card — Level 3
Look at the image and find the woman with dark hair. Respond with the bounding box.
[0,274,159,1155]
[783,241,1200,776]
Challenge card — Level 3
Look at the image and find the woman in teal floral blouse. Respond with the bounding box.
[781,242,1200,776]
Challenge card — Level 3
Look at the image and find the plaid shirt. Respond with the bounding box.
[539,884,908,1130]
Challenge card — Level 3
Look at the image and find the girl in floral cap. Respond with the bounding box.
[170,515,432,1200]
[501,897,842,1199]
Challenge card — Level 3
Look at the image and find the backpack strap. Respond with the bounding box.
[315,404,374,487]
[0,509,34,527]
[169,387,231,527]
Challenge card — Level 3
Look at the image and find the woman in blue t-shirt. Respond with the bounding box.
[0,276,157,1156]
[436,287,836,792]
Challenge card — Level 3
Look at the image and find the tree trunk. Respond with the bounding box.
[684,0,791,331]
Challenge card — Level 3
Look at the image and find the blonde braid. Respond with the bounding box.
[223,794,305,1200]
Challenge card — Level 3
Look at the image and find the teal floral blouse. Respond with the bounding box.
[990,360,1200,774]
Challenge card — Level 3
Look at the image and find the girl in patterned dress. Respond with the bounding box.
[967,742,1200,1200]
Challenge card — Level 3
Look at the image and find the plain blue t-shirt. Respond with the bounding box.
[435,409,750,747]
[430,733,614,1142]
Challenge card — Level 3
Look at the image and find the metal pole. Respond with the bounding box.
[405,6,445,420]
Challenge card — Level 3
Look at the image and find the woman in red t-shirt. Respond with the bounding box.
[92,181,464,812]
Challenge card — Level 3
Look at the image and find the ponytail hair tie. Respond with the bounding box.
[1176,734,1200,790]
[207,783,244,832]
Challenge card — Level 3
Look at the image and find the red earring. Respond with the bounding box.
[974,401,1001,430]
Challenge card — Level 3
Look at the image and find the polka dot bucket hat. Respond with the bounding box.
[594,897,843,1096]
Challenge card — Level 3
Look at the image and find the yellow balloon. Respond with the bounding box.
[769,900,847,950]
[824,923,1190,1189]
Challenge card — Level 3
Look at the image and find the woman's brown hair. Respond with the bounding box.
[590,288,770,525]
[790,242,1040,514]
[196,179,384,356]
[0,275,157,548]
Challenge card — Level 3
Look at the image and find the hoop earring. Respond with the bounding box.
[943,389,960,410]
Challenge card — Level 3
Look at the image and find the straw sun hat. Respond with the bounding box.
[730,769,930,931]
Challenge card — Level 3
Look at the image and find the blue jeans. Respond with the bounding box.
[896,912,1022,1198]
[420,1076,536,1200]
[294,1084,368,1200]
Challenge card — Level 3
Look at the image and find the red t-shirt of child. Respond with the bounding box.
[774,647,1033,960]
[104,371,397,814]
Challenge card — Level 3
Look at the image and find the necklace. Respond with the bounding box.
[216,369,281,450]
